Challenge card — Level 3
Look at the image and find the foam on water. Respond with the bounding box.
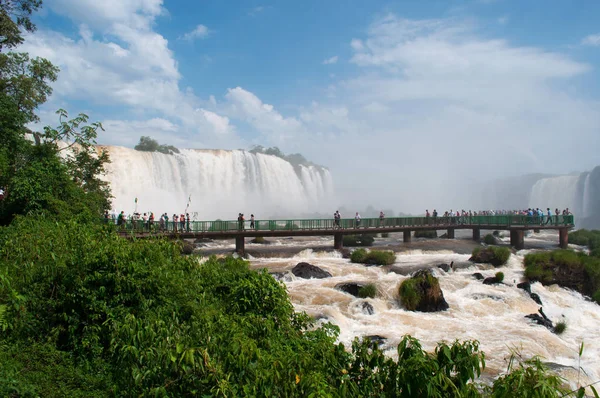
[251,245,600,387]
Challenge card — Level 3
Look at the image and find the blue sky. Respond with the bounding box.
[20,0,600,208]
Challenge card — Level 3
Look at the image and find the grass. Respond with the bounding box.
[553,321,567,335]
[471,246,511,266]
[398,272,441,311]
[484,234,496,245]
[350,249,396,265]
[358,283,377,298]
[569,229,600,250]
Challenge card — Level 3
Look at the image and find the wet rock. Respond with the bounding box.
[437,261,454,272]
[251,237,270,244]
[483,276,503,285]
[469,247,510,267]
[194,238,213,244]
[362,301,375,315]
[439,233,448,239]
[471,294,503,301]
[366,335,386,346]
[336,283,366,297]
[181,240,195,255]
[398,269,449,312]
[270,272,293,282]
[292,262,332,279]
[517,281,532,294]
[339,248,351,259]
[530,293,543,306]
[472,273,485,280]
[525,307,553,330]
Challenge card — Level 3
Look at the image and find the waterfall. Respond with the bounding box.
[582,173,592,218]
[100,146,334,219]
[528,175,580,212]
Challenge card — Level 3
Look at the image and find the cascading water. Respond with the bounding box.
[582,173,592,219]
[100,146,334,219]
[528,175,580,211]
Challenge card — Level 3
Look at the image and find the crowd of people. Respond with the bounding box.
[104,210,193,232]
[422,208,573,226]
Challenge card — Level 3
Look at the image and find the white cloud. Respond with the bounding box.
[322,55,338,65]
[181,24,210,41]
[582,33,600,47]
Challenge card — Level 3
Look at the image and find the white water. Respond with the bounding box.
[241,236,600,388]
[529,175,580,212]
[582,173,592,219]
[100,146,334,219]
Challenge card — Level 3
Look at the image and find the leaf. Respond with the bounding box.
[579,341,584,357]
[592,386,600,398]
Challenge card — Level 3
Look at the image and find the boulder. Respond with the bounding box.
[483,276,503,285]
[339,248,351,259]
[291,262,332,279]
[251,237,270,244]
[437,261,454,272]
[398,269,449,312]
[336,282,366,297]
[472,273,484,280]
[366,335,386,346]
[362,301,375,315]
[469,247,510,267]
[517,281,532,294]
[530,293,543,306]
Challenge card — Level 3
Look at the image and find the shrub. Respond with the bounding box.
[350,249,395,265]
[414,230,437,238]
[350,248,367,263]
[358,284,377,298]
[470,246,511,266]
[381,232,390,238]
[252,236,266,243]
[569,229,600,250]
[495,272,505,283]
[343,234,375,247]
[484,234,497,245]
[399,279,420,310]
[553,321,567,335]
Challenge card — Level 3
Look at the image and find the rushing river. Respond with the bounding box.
[198,230,600,389]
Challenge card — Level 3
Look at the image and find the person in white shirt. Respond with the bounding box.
[355,212,361,228]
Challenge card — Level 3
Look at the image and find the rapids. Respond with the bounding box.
[203,232,600,388]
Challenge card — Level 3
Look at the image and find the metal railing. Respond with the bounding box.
[108,215,575,234]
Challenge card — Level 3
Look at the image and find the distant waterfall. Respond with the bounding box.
[582,173,592,218]
[101,146,335,219]
[528,175,580,212]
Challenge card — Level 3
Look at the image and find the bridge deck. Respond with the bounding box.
[116,215,574,239]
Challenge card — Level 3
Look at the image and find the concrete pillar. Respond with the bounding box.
[559,228,569,249]
[447,228,455,239]
[510,230,524,250]
[235,236,245,255]
[334,233,343,250]
[403,230,412,243]
[472,228,480,241]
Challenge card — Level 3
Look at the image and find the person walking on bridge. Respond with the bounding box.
[250,214,255,229]
[379,211,385,226]
[355,212,361,228]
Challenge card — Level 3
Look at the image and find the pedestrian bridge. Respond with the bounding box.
[118,214,575,254]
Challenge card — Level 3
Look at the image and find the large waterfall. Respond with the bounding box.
[528,175,582,213]
[101,146,335,219]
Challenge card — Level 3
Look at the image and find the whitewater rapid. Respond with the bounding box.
[100,146,334,219]
[221,232,600,389]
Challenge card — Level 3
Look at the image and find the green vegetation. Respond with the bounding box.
[343,234,375,246]
[484,234,497,245]
[495,272,505,283]
[399,278,422,311]
[470,246,511,266]
[357,283,377,298]
[569,229,600,251]
[249,145,325,171]
[252,236,266,243]
[553,321,567,335]
[489,355,567,397]
[350,248,396,265]
[414,230,437,238]
[134,135,180,155]
[524,250,600,304]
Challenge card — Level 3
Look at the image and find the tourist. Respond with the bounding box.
[545,208,553,225]
[333,210,341,228]
[180,213,185,232]
[117,211,125,229]
[379,211,385,226]
[250,214,255,229]
[186,213,190,232]
[238,213,245,231]
[432,209,438,224]
[149,212,154,231]
[159,214,165,231]
[355,212,361,228]
[173,214,178,232]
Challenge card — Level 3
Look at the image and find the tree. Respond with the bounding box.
[0,0,42,51]
[134,135,179,155]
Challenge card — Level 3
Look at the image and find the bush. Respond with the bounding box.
[495,272,505,283]
[414,230,437,238]
[380,232,390,238]
[553,321,567,335]
[343,234,375,247]
[484,234,497,245]
[399,279,421,310]
[569,229,600,250]
[251,236,266,243]
[350,249,396,266]
[358,283,377,298]
[524,250,600,305]
[470,246,511,266]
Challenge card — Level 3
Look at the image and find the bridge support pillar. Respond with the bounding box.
[447,228,455,239]
[235,236,245,255]
[472,228,480,241]
[510,230,524,250]
[403,231,411,243]
[334,233,343,250]
[559,228,569,249]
